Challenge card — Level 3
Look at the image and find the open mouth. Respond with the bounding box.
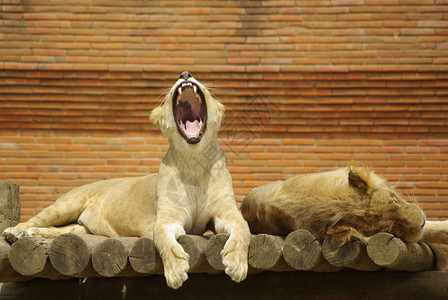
[172,80,207,144]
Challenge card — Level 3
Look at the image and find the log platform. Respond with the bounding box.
[0,230,446,298]
[0,230,438,281]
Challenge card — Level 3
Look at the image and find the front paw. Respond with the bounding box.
[3,227,37,243]
[221,239,248,283]
[163,246,190,289]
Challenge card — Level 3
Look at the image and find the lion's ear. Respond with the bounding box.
[149,106,162,128]
[348,166,369,193]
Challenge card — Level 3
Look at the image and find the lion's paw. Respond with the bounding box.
[221,239,248,283]
[3,227,38,243]
[163,246,190,289]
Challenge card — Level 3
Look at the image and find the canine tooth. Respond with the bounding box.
[178,87,182,95]
[193,85,197,93]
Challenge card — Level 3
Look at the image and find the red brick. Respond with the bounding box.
[2,1,448,220]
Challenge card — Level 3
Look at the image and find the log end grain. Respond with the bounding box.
[92,238,129,277]
[129,237,161,274]
[367,233,402,267]
[8,236,50,276]
[283,230,323,271]
[248,234,284,270]
[205,233,229,271]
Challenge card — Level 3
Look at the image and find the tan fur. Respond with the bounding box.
[420,220,448,271]
[241,166,426,246]
[3,73,250,289]
[3,175,157,239]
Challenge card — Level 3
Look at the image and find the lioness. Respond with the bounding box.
[3,72,250,289]
[241,166,426,245]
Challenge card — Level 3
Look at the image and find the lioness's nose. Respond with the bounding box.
[180,71,192,80]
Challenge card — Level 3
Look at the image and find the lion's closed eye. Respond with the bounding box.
[392,193,401,205]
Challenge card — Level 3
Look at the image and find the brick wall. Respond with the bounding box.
[1,0,447,221]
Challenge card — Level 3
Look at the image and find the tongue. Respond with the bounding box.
[185,120,200,137]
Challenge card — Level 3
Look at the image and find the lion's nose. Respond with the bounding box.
[180,71,192,80]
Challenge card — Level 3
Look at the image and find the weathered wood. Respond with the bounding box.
[0,237,30,282]
[49,233,107,277]
[92,237,138,277]
[178,234,220,274]
[248,234,292,271]
[205,233,229,271]
[367,232,435,271]
[3,271,448,299]
[322,236,381,271]
[128,236,162,275]
[8,236,68,280]
[0,183,20,232]
[283,230,340,272]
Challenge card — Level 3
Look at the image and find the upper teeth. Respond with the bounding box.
[176,82,201,105]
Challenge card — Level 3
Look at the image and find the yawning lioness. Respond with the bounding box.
[3,72,251,289]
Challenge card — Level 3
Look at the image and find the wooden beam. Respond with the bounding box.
[248,234,292,271]
[128,236,162,275]
[49,233,107,277]
[204,233,229,271]
[2,271,448,299]
[322,236,381,271]
[0,230,439,284]
[0,238,29,282]
[0,183,20,232]
[367,233,435,271]
[92,237,138,277]
[283,229,340,272]
[8,236,68,280]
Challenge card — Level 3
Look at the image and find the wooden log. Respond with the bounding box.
[205,233,229,271]
[92,237,138,277]
[248,234,293,271]
[0,183,20,232]
[322,236,381,271]
[49,233,107,277]
[8,236,68,280]
[178,234,220,274]
[367,232,435,272]
[283,230,340,272]
[0,237,30,282]
[129,236,162,275]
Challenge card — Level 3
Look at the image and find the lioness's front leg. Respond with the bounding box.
[213,205,251,283]
[153,210,190,289]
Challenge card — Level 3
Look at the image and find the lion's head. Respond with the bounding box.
[150,72,224,147]
[314,166,426,244]
[344,167,425,243]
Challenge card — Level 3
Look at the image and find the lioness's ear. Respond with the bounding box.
[348,166,369,192]
[149,106,162,128]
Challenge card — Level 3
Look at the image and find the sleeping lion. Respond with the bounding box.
[241,166,426,245]
[241,166,448,270]
[3,72,250,289]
